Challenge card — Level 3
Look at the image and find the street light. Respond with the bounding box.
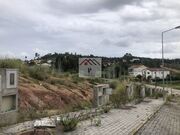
[161,26,180,92]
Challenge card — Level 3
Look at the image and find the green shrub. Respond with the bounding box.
[73,101,92,111]
[166,95,173,102]
[18,108,49,122]
[110,83,128,108]
[50,79,56,85]
[109,81,118,89]
[29,66,49,81]
[158,92,163,97]
[0,59,22,68]
[43,83,51,89]
[0,59,30,74]
[71,74,84,84]
[94,117,101,127]
[151,91,163,99]
[88,78,105,84]
[102,106,111,113]
[64,72,70,77]
[154,93,159,99]
[58,114,80,132]
[48,78,65,85]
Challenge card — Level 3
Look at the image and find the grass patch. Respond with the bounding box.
[57,114,80,132]
[157,81,180,90]
[110,82,128,108]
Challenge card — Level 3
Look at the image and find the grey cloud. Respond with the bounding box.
[101,38,131,48]
[48,0,142,14]
[0,0,180,59]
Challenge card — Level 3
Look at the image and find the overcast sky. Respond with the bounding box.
[0,0,180,59]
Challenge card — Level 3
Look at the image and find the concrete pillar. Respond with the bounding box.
[126,85,130,99]
[93,86,98,107]
[150,88,153,96]
[141,86,146,98]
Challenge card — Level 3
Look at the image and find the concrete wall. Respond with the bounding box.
[0,111,18,125]
[128,66,147,77]
[2,95,16,112]
[93,84,112,107]
[126,83,167,101]
[0,69,18,125]
[145,70,170,79]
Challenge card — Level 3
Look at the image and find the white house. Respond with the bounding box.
[130,58,140,63]
[128,65,147,77]
[143,68,170,80]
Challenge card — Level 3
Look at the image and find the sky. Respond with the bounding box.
[0,0,180,59]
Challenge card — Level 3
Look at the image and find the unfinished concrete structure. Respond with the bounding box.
[0,69,18,124]
[93,84,112,107]
[126,83,168,101]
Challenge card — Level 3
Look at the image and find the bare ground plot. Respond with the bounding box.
[136,97,180,135]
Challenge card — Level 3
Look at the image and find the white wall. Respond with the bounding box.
[145,70,170,79]
[129,66,147,77]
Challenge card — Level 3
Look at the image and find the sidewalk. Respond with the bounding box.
[64,99,164,135]
[0,98,164,135]
[136,97,180,135]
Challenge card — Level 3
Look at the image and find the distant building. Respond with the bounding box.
[0,69,18,124]
[130,58,140,62]
[102,65,116,79]
[128,65,147,77]
[143,68,170,80]
[38,63,51,67]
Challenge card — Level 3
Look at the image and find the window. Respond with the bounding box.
[6,71,17,88]
[2,95,16,112]
[103,88,106,95]
[10,73,15,85]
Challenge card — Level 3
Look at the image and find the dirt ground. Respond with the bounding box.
[19,129,51,135]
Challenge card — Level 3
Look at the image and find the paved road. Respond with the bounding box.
[63,99,164,135]
[136,97,180,135]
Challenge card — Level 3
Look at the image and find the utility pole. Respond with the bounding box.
[162,26,180,91]
[161,26,180,99]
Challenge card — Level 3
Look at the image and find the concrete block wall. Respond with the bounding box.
[0,69,18,125]
[93,84,112,107]
[126,84,167,100]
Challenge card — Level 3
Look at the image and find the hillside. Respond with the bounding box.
[0,58,95,114]
[18,74,93,112]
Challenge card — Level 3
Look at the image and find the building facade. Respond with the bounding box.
[143,68,170,80]
[128,65,147,77]
[0,69,18,124]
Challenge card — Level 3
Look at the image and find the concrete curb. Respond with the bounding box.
[129,102,164,135]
